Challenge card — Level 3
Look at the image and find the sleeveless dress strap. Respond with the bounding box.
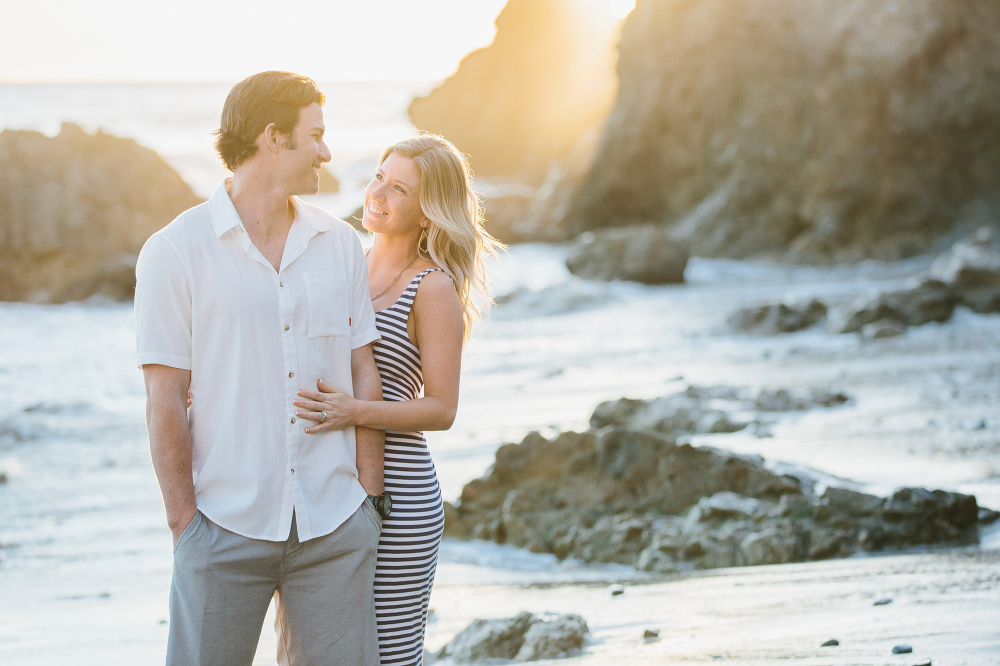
[394,268,444,316]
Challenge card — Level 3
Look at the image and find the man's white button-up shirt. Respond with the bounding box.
[134,181,380,542]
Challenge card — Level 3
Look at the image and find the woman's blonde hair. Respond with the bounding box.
[379,134,504,341]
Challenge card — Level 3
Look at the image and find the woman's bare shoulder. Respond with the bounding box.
[416,267,458,301]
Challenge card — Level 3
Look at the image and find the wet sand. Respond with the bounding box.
[425,549,1000,665]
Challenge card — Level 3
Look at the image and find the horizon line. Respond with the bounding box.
[0,77,440,86]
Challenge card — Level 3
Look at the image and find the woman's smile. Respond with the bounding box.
[361,152,425,233]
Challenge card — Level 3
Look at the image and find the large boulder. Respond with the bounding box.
[565,224,689,284]
[566,0,1000,262]
[446,425,986,572]
[444,386,988,572]
[408,0,619,182]
[0,124,201,302]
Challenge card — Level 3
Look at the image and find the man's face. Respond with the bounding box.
[279,102,331,196]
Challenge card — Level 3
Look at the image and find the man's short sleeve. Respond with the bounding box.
[348,233,380,350]
[134,233,193,370]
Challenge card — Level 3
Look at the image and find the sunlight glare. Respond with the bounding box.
[609,0,636,20]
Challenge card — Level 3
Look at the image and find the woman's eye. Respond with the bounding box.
[375,173,383,180]
[395,186,405,193]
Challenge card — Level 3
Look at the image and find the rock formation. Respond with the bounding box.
[0,124,202,302]
[567,0,1000,262]
[719,228,1000,335]
[828,226,1000,333]
[408,0,618,181]
[589,384,850,437]
[409,0,621,244]
[444,386,990,572]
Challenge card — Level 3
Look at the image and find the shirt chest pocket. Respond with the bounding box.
[303,270,350,338]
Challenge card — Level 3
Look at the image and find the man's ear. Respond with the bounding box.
[258,122,282,154]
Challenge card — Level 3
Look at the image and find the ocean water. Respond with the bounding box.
[2,84,1000,664]
[0,81,433,215]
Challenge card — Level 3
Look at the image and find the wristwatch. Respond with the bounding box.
[367,492,392,518]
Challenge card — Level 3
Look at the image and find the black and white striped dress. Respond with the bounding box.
[372,268,447,665]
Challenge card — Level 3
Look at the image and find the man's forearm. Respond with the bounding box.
[147,401,197,537]
[353,364,385,495]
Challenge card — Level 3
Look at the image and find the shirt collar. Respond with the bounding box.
[208,179,332,239]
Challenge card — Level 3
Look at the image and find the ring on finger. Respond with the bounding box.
[320,411,327,423]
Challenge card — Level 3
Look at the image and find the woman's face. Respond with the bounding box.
[362,152,427,237]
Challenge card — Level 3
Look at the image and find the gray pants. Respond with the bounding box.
[167,502,381,666]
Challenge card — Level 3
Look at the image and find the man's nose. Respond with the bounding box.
[318,140,332,163]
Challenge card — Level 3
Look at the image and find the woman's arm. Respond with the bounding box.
[350,343,384,495]
[297,271,463,433]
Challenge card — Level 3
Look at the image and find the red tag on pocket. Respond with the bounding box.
[349,317,352,326]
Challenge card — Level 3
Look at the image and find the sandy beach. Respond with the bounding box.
[423,548,1000,665]
[3,244,1000,665]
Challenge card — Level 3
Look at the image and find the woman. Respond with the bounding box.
[293,134,502,665]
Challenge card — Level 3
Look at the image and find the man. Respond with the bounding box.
[135,71,384,665]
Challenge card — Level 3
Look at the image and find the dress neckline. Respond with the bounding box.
[374,268,441,314]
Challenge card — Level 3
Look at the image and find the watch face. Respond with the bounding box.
[382,493,392,517]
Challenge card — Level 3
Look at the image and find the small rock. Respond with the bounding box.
[912,659,932,666]
[0,471,8,484]
[566,224,689,284]
[830,279,957,334]
[643,629,660,640]
[515,613,589,661]
[610,584,625,596]
[158,619,167,625]
[686,492,760,525]
[821,639,840,647]
[873,597,893,606]
[727,299,827,335]
[978,507,1000,525]
[860,318,907,339]
[892,644,913,654]
[439,611,535,661]
[822,487,884,517]
[929,226,1000,314]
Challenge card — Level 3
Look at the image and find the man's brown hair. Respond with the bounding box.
[214,71,326,171]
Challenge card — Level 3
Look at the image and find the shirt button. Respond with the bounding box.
[291,468,295,474]
[288,372,294,378]
[284,325,290,331]
[290,417,296,424]
[279,281,284,287]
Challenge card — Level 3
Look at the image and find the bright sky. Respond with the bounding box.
[0,0,511,83]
